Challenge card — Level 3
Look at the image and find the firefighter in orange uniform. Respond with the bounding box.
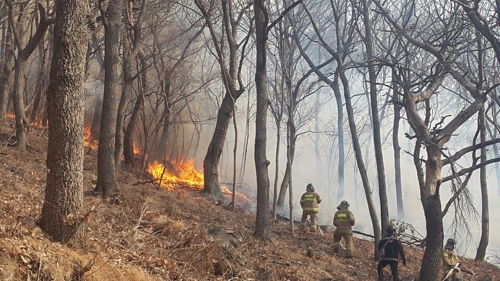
[333,200,355,258]
[299,183,322,231]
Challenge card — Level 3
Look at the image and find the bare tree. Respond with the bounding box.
[254,0,270,240]
[195,0,251,198]
[94,0,123,196]
[115,0,147,166]
[39,0,91,242]
[6,0,52,149]
[357,0,389,233]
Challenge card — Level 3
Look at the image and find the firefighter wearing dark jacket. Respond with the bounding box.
[299,183,322,231]
[333,200,355,258]
[377,225,406,281]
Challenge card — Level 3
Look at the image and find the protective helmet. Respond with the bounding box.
[446,238,456,246]
[387,225,395,234]
[306,183,315,191]
[341,200,350,208]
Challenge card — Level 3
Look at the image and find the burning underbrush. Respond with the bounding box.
[1,118,500,280]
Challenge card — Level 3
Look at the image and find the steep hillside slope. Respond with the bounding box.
[0,119,499,280]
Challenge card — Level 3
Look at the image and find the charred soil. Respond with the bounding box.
[0,119,499,280]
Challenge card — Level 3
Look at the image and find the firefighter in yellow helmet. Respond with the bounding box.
[333,200,355,258]
[299,183,322,231]
[442,238,463,281]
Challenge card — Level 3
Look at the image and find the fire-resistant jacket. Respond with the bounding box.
[378,235,406,263]
[300,191,322,212]
[443,246,459,267]
[333,205,355,233]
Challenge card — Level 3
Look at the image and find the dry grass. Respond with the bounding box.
[0,119,499,280]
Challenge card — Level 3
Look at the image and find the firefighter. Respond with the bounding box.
[442,238,463,281]
[333,200,355,258]
[299,183,322,231]
[377,225,407,281]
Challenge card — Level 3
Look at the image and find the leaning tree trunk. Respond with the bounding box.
[340,69,381,259]
[202,93,235,198]
[94,0,122,197]
[124,93,144,166]
[39,0,90,242]
[276,147,294,207]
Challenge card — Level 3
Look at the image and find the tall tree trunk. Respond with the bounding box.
[418,145,444,281]
[12,58,29,149]
[475,107,489,260]
[90,96,102,139]
[331,74,345,201]
[254,0,270,240]
[114,34,130,166]
[272,119,281,219]
[94,0,122,196]
[30,41,47,123]
[39,0,90,242]
[123,52,147,166]
[392,69,404,219]
[157,80,171,158]
[287,119,296,234]
[361,0,389,233]
[0,26,13,119]
[340,69,381,259]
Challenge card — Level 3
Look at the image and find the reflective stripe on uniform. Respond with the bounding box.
[301,194,316,203]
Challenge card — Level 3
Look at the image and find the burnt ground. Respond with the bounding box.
[0,119,499,281]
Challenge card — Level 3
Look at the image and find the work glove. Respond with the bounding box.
[402,260,407,266]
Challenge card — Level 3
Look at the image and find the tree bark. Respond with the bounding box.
[254,0,270,240]
[124,93,144,166]
[202,93,234,198]
[39,0,90,242]
[94,0,122,196]
[340,68,381,259]
[475,106,489,260]
[392,68,404,219]
[0,26,13,119]
[361,0,389,233]
[418,145,444,281]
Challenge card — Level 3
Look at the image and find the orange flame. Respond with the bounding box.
[221,185,251,204]
[133,143,140,155]
[7,112,15,119]
[147,160,204,190]
[84,126,98,150]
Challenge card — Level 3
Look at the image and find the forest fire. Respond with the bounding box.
[147,160,204,190]
[147,160,251,206]
[84,126,98,150]
[133,143,140,155]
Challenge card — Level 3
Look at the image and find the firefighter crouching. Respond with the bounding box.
[442,238,463,281]
[299,183,322,231]
[333,200,355,258]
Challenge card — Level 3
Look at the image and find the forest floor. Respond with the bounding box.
[0,118,499,281]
